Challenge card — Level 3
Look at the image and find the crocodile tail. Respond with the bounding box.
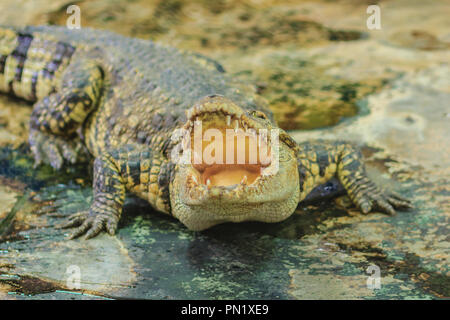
[0,26,76,102]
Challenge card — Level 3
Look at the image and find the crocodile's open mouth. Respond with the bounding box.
[187,113,272,186]
[178,106,280,199]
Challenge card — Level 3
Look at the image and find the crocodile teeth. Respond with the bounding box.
[234,120,239,132]
[241,175,248,185]
[260,131,267,143]
[226,115,231,126]
[191,175,198,185]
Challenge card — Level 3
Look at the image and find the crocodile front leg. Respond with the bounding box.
[297,140,412,215]
[60,145,171,239]
[29,59,103,169]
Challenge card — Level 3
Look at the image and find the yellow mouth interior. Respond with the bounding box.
[201,164,261,186]
[187,115,271,187]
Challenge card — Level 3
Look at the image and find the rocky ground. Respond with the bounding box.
[0,0,448,299]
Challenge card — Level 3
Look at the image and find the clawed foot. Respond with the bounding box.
[57,209,119,239]
[352,184,413,215]
[29,128,88,170]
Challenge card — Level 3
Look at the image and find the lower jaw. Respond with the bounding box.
[174,206,296,231]
[175,195,299,233]
[200,164,262,187]
[185,164,271,198]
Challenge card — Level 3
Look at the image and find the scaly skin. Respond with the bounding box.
[0,26,411,239]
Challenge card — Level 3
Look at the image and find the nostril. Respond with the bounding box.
[206,94,223,99]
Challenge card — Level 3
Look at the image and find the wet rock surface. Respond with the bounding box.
[0,0,449,299]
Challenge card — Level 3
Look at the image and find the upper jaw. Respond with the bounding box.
[183,99,271,134]
[182,95,299,154]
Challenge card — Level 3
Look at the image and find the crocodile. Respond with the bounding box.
[0,26,411,239]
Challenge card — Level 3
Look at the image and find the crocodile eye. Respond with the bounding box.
[250,110,268,120]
